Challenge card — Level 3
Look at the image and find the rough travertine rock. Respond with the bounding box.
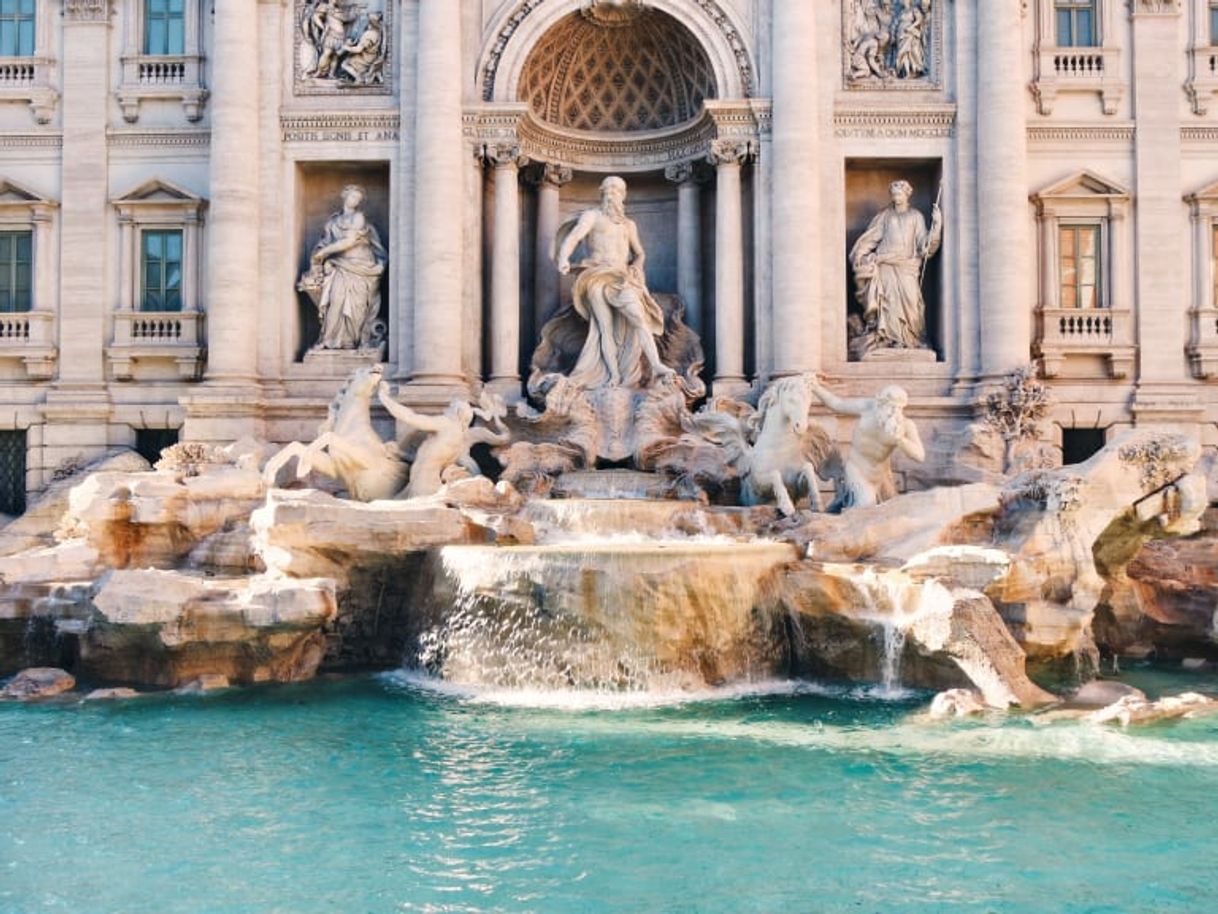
[772,562,1053,708]
[251,489,494,580]
[1,667,75,700]
[1088,692,1218,727]
[84,687,141,701]
[82,569,336,687]
[0,451,151,557]
[63,465,266,569]
[928,689,988,717]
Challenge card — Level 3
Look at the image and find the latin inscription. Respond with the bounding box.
[281,129,400,143]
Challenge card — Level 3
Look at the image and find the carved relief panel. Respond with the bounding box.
[295,0,391,95]
[842,0,941,91]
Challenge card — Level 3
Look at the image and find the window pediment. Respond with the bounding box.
[112,178,206,220]
[1033,170,1130,203]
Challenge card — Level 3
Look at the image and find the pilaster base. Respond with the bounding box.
[180,386,266,444]
[38,386,115,473]
[485,377,525,405]
[712,377,752,399]
[399,376,474,411]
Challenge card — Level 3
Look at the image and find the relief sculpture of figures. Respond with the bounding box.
[848,179,942,358]
[807,375,925,513]
[298,184,387,353]
[299,1,386,87]
[846,0,932,83]
[552,176,676,390]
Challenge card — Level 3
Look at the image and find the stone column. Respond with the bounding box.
[770,0,820,376]
[533,163,572,334]
[181,0,262,443]
[665,162,703,336]
[709,140,751,397]
[202,0,259,385]
[975,1,1031,379]
[410,0,466,402]
[1130,1,1192,426]
[42,0,114,468]
[487,143,524,400]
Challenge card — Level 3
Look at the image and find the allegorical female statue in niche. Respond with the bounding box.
[298,184,387,352]
[848,179,942,359]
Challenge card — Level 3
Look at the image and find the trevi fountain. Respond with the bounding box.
[3,175,1217,912]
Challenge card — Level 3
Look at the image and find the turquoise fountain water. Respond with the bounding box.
[3,669,1217,914]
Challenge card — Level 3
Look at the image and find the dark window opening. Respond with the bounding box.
[135,427,179,467]
[0,429,26,515]
[1062,427,1106,465]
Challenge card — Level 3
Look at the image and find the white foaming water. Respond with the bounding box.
[384,669,843,710]
[845,567,954,696]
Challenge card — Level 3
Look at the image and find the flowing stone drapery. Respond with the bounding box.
[487,143,525,398]
[710,140,750,397]
[412,0,466,395]
[976,2,1030,379]
[770,0,820,376]
[665,162,704,336]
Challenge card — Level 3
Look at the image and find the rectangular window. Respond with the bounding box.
[0,231,32,314]
[0,0,35,58]
[1211,0,1218,46]
[1212,223,1218,309]
[141,229,183,312]
[1055,0,1097,48]
[1059,224,1102,309]
[144,0,186,56]
[0,429,25,516]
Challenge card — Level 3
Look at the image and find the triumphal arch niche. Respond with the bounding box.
[470,0,766,402]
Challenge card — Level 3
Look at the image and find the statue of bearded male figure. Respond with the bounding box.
[552,176,675,390]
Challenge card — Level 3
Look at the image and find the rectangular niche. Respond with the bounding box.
[844,158,943,363]
[294,162,390,362]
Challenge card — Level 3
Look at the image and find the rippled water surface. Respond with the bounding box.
[2,671,1217,914]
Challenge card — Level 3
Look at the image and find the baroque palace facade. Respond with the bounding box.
[0,0,1214,510]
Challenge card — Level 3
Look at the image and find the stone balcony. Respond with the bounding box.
[107,310,204,381]
[1031,45,1123,115]
[0,310,56,378]
[1035,307,1135,379]
[0,56,57,124]
[117,54,208,123]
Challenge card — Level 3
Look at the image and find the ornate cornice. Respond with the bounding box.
[63,0,111,22]
[279,112,400,143]
[0,133,62,149]
[1181,125,1218,142]
[108,129,210,148]
[833,105,955,138]
[1027,123,1135,143]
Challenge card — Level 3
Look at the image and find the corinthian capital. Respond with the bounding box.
[541,163,574,187]
[484,143,527,169]
[64,0,111,22]
[664,162,695,185]
[707,139,754,167]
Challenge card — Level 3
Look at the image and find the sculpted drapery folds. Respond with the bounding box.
[553,176,675,390]
[299,184,387,352]
[849,179,942,355]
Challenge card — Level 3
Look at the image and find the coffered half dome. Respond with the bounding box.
[518,9,718,134]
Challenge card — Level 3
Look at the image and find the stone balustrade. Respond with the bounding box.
[0,310,56,378]
[108,310,204,381]
[1036,307,1134,379]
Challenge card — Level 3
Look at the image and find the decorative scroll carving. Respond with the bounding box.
[1135,0,1180,13]
[295,0,391,96]
[63,0,110,22]
[842,0,941,91]
[707,139,753,166]
[481,0,754,102]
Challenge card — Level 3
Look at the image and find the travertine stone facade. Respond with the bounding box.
[0,0,1217,502]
